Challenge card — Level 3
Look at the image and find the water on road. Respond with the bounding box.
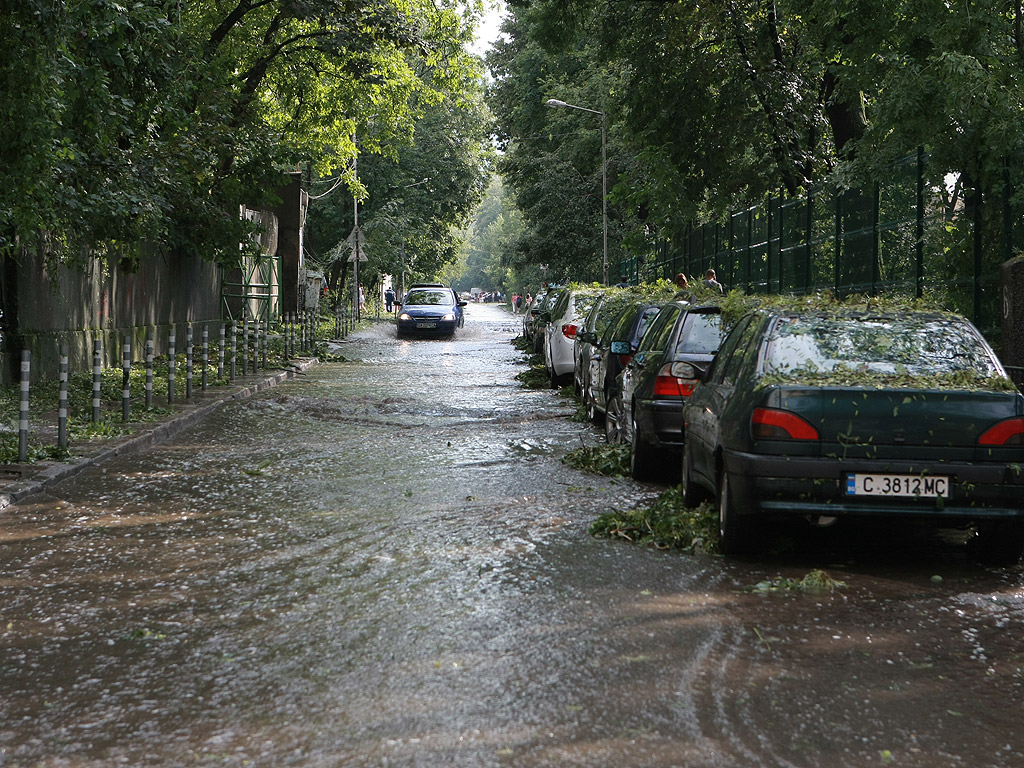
[2,303,1024,767]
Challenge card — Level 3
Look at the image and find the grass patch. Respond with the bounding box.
[563,442,630,477]
[591,486,720,554]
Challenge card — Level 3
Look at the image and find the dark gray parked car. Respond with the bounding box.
[619,303,721,480]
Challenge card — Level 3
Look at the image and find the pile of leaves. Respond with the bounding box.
[562,442,631,476]
[590,487,720,554]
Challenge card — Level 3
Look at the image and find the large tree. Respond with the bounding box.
[489,0,1024,274]
[0,0,480,270]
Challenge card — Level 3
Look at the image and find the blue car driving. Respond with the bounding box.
[396,285,466,337]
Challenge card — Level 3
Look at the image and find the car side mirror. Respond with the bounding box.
[458,300,468,306]
[577,330,595,344]
[610,341,630,355]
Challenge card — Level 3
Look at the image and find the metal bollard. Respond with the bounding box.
[186,323,193,400]
[262,315,268,369]
[202,325,209,391]
[300,312,306,353]
[121,340,131,422]
[145,332,154,409]
[242,316,249,375]
[92,340,102,424]
[218,324,226,381]
[58,345,68,454]
[19,350,29,462]
[168,327,175,404]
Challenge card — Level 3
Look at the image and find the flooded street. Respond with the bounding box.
[2,303,1024,767]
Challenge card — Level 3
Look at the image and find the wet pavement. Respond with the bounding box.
[2,303,1024,767]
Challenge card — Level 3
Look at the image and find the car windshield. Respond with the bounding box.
[405,290,450,306]
[763,314,1000,378]
[675,312,721,355]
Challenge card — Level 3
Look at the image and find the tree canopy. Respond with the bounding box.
[486,0,1024,283]
[0,0,485,269]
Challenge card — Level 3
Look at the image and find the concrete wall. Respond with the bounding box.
[13,247,224,381]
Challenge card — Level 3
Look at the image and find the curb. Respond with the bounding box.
[0,358,319,511]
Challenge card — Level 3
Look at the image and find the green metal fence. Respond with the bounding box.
[624,150,1020,335]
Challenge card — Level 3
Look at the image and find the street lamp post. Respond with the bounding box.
[545,98,608,285]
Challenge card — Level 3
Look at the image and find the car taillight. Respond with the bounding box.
[752,407,819,440]
[978,417,1024,445]
[653,364,697,398]
[562,323,578,339]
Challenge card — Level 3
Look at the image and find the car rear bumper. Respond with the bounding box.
[723,449,1024,520]
[635,398,685,448]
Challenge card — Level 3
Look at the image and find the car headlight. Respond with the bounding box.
[398,312,411,321]
[441,312,455,321]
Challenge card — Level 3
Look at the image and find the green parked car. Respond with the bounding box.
[681,307,1024,562]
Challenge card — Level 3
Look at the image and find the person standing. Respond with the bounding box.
[358,283,366,312]
[384,286,396,312]
[702,268,724,294]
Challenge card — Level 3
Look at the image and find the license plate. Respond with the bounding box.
[416,322,437,329]
[846,473,950,498]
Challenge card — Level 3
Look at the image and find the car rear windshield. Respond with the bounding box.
[675,313,721,355]
[763,314,1000,378]
[405,290,450,305]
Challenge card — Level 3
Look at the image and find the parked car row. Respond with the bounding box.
[533,285,1024,563]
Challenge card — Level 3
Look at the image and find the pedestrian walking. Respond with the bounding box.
[358,283,366,313]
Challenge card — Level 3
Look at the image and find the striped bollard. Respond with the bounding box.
[58,345,68,454]
[242,316,249,375]
[230,322,237,380]
[283,315,290,362]
[202,326,209,391]
[300,312,306,353]
[18,350,29,462]
[218,324,226,381]
[145,332,154,408]
[262,315,268,369]
[92,340,102,424]
[121,340,131,422]
[168,328,176,404]
[186,323,193,400]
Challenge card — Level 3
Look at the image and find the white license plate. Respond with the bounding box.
[846,473,950,498]
[416,322,437,329]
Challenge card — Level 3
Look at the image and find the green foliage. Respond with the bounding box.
[562,442,630,477]
[487,0,1024,291]
[0,0,483,270]
[591,489,720,555]
[751,569,847,594]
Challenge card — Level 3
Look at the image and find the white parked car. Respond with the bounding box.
[543,288,605,388]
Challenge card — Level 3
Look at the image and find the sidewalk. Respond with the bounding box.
[0,358,320,510]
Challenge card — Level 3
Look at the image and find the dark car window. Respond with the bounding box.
[709,315,754,386]
[763,314,1001,377]
[638,306,679,354]
[675,312,722,355]
[633,306,663,345]
[599,305,632,345]
[405,289,451,306]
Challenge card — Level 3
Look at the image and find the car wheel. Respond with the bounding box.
[680,449,702,506]
[630,415,659,480]
[604,391,624,443]
[972,520,1024,566]
[718,471,754,555]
